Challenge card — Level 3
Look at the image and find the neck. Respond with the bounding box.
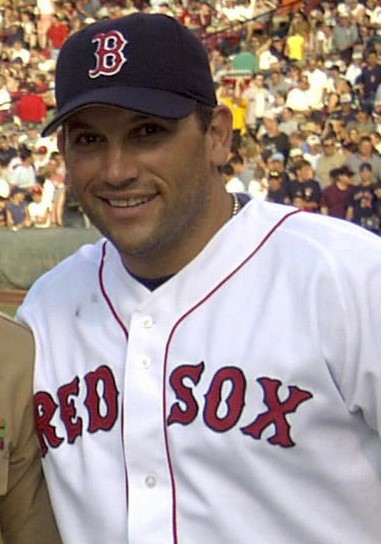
[121,186,233,280]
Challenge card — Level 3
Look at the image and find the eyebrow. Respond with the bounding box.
[65,111,172,131]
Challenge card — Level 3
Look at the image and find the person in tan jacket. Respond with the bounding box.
[0,312,62,544]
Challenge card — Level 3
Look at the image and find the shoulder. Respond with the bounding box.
[0,313,33,368]
[249,201,381,258]
[18,238,107,312]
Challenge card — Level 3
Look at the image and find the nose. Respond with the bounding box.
[102,142,140,187]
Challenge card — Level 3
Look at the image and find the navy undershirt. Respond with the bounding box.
[128,192,250,291]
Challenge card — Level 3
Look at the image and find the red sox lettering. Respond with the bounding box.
[89,30,128,79]
[168,362,313,448]
[35,363,313,456]
[35,365,119,456]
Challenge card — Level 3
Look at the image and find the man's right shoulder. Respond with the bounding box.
[20,239,107,309]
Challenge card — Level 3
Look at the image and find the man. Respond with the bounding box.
[259,111,290,162]
[0,312,61,543]
[304,58,328,112]
[289,159,322,212]
[265,169,291,204]
[285,74,315,121]
[345,134,381,183]
[320,166,354,218]
[315,136,346,189]
[355,49,381,114]
[8,148,37,192]
[346,162,380,233]
[345,108,376,136]
[0,135,17,167]
[278,106,299,136]
[242,73,274,138]
[332,12,359,65]
[17,13,381,544]
[303,134,322,171]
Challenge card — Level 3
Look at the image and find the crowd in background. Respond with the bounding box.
[1,0,381,234]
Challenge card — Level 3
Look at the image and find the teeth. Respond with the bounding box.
[108,196,151,208]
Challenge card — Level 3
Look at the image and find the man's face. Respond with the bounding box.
[359,140,373,156]
[367,52,378,67]
[322,140,335,156]
[298,164,313,181]
[299,77,309,91]
[59,105,230,275]
[268,159,284,172]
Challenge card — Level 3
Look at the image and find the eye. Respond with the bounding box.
[73,133,104,146]
[132,122,167,139]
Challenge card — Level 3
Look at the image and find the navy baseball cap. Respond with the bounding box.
[42,13,217,136]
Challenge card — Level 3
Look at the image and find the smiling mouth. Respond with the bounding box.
[107,195,156,208]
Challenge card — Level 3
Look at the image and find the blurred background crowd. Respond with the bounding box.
[1,0,381,234]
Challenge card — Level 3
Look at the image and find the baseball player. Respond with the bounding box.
[0,312,61,544]
[17,13,381,544]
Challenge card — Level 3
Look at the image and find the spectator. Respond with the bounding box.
[345,51,364,86]
[44,152,66,227]
[47,14,70,59]
[285,74,315,121]
[304,57,328,111]
[332,12,359,65]
[36,0,55,49]
[285,23,307,63]
[0,135,18,167]
[345,108,376,136]
[222,163,245,193]
[303,134,322,171]
[278,107,299,136]
[0,158,10,200]
[248,166,268,199]
[14,82,47,128]
[346,162,380,233]
[320,165,354,218]
[266,169,292,204]
[355,49,381,113]
[228,154,254,189]
[33,145,49,172]
[242,73,275,138]
[345,134,381,183]
[0,75,12,125]
[266,69,291,100]
[6,188,31,231]
[9,39,31,65]
[28,184,51,228]
[217,80,248,153]
[259,111,290,162]
[8,148,36,191]
[290,158,322,211]
[315,136,346,188]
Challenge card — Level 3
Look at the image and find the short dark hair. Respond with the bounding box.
[194,103,214,133]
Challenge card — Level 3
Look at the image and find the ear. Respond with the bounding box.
[208,105,233,167]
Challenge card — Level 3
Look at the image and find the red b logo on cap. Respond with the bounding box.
[89,30,128,79]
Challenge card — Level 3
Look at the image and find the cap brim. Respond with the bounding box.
[42,86,198,136]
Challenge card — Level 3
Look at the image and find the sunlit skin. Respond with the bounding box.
[58,105,233,279]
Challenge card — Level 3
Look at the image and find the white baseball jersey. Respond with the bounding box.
[18,199,381,544]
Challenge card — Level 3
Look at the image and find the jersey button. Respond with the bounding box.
[141,356,152,369]
[145,475,157,488]
[142,316,154,328]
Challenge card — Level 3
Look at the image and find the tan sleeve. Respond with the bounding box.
[0,314,62,544]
